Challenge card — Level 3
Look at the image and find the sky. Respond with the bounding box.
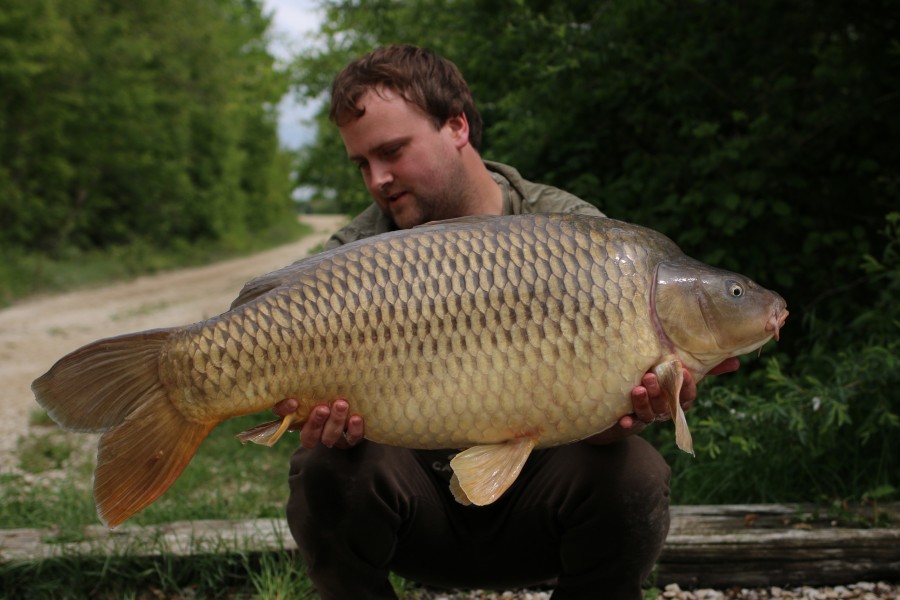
[262,0,326,149]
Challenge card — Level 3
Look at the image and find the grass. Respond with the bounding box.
[1,550,317,599]
[0,219,311,309]
[1,415,555,599]
[2,412,298,531]
[1,411,314,598]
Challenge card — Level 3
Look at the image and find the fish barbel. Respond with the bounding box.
[32,214,788,527]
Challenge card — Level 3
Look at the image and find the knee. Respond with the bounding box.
[614,436,671,510]
[560,437,671,529]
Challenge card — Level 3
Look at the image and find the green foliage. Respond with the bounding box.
[646,214,900,504]
[0,0,295,258]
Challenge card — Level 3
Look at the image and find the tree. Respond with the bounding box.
[0,0,295,254]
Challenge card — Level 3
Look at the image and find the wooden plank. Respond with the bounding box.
[0,519,296,562]
[658,504,900,587]
[2,504,898,587]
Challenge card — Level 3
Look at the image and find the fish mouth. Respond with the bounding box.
[766,305,789,342]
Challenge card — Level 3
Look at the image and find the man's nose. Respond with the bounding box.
[368,161,393,190]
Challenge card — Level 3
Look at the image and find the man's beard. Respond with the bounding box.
[383,165,472,229]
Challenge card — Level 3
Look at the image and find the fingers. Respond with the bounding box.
[630,383,655,424]
[298,398,365,449]
[300,405,332,449]
[341,414,365,447]
[617,413,638,430]
[273,398,299,417]
[709,357,741,376]
[630,367,697,425]
[321,399,350,447]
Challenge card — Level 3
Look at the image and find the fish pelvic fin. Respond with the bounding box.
[449,437,537,506]
[235,413,300,447]
[653,359,695,456]
[31,329,216,528]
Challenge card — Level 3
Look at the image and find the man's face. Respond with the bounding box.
[339,87,471,229]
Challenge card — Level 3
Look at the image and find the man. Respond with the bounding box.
[274,44,737,599]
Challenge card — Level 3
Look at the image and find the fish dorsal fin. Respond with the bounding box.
[653,359,695,456]
[449,437,537,506]
[230,253,333,309]
[414,215,501,229]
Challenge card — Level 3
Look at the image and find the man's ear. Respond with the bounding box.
[445,113,470,149]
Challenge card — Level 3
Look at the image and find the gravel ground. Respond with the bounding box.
[0,215,346,475]
[411,582,899,599]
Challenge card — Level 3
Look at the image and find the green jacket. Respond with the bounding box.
[323,161,604,250]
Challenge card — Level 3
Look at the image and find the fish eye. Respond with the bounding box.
[728,282,744,297]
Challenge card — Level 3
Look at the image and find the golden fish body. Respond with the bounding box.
[171,215,667,448]
[33,214,788,526]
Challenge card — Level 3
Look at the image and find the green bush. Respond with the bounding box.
[647,214,900,504]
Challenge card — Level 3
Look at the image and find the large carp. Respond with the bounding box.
[33,214,787,527]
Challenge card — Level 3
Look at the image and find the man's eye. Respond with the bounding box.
[382,145,401,157]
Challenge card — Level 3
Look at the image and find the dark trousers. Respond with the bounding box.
[286,436,671,599]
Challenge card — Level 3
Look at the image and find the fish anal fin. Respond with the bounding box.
[653,359,695,456]
[449,438,537,506]
[449,473,473,506]
[95,397,215,528]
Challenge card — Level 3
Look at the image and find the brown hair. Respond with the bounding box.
[329,44,484,150]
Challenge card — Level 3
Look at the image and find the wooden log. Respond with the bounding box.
[0,519,296,562]
[2,504,898,587]
[658,504,900,587]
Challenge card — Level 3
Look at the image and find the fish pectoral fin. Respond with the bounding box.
[449,438,537,506]
[235,413,300,447]
[653,359,695,456]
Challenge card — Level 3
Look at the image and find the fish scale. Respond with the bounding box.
[32,213,787,526]
[162,215,661,449]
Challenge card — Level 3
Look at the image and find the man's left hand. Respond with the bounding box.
[586,358,740,445]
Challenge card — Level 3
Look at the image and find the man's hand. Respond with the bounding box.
[623,357,740,428]
[587,357,741,445]
[273,397,365,449]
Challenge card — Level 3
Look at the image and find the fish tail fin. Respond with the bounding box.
[653,359,695,456]
[94,394,215,528]
[31,329,216,528]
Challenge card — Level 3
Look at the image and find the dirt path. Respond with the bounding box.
[0,214,347,473]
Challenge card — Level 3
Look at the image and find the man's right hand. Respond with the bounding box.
[273,397,365,449]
